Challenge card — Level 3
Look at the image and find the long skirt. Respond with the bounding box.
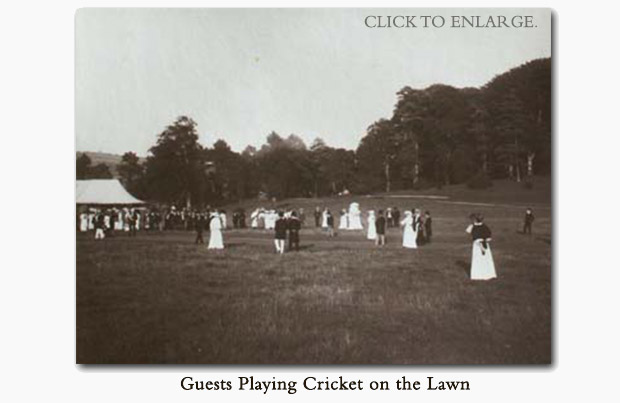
[338,215,348,230]
[348,214,363,230]
[470,241,496,280]
[208,229,224,249]
[402,226,417,248]
[80,216,88,232]
[367,221,377,240]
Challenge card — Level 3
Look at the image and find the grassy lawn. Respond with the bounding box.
[76,179,551,364]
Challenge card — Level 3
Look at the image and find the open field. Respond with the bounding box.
[76,178,551,364]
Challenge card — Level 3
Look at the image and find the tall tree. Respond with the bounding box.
[76,153,92,179]
[143,116,205,207]
[357,119,399,193]
[117,152,144,196]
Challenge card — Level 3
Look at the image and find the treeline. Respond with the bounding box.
[76,57,551,207]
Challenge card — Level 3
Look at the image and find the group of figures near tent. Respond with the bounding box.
[78,207,143,238]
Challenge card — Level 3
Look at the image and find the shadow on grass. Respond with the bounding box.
[224,242,246,249]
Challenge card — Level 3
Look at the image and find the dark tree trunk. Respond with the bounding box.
[385,161,391,193]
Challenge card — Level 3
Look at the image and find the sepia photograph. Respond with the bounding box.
[75,8,552,364]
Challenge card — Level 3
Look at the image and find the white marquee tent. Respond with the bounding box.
[76,179,144,205]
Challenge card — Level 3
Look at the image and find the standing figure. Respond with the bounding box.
[414,208,425,245]
[194,214,205,244]
[338,209,348,230]
[87,211,95,230]
[239,210,246,228]
[219,210,227,230]
[321,208,329,229]
[115,210,124,231]
[424,211,433,243]
[467,214,496,280]
[523,208,535,235]
[79,212,88,232]
[314,207,321,227]
[367,210,377,240]
[265,210,277,230]
[375,210,386,246]
[208,212,224,249]
[401,211,417,249]
[274,211,287,254]
[130,209,138,237]
[386,208,393,228]
[288,211,301,251]
[123,209,131,233]
[109,209,117,235]
[94,212,106,240]
[347,202,364,230]
[251,208,260,229]
[232,211,239,229]
[326,210,335,237]
[392,207,401,229]
[103,211,111,233]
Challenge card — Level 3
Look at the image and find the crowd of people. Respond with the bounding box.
[77,202,537,281]
[76,206,254,238]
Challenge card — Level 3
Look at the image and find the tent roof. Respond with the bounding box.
[76,179,144,205]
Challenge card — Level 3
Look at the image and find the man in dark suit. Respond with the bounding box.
[288,211,301,251]
[195,214,206,244]
[274,211,288,254]
[375,210,386,246]
[314,207,321,227]
[392,207,400,227]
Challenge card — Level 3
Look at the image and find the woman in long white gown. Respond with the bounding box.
[208,213,224,249]
[367,210,377,240]
[321,209,329,229]
[347,202,364,230]
[115,210,124,230]
[79,213,88,232]
[338,209,348,230]
[220,211,227,229]
[467,215,496,280]
[401,210,417,248]
[250,208,260,229]
[264,210,276,230]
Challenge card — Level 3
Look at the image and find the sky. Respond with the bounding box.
[75,8,551,155]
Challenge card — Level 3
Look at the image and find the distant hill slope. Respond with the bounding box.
[76,151,145,177]
[219,176,552,213]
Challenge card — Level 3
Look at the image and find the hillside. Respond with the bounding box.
[76,151,145,177]
[220,176,552,213]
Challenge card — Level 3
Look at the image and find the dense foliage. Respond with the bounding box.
[77,58,551,206]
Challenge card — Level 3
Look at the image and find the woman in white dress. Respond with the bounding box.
[208,212,224,249]
[338,209,348,230]
[115,210,124,230]
[264,210,276,230]
[79,213,89,232]
[321,209,329,229]
[251,208,260,229]
[467,215,496,280]
[401,210,417,249]
[367,210,377,240]
[87,211,95,230]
